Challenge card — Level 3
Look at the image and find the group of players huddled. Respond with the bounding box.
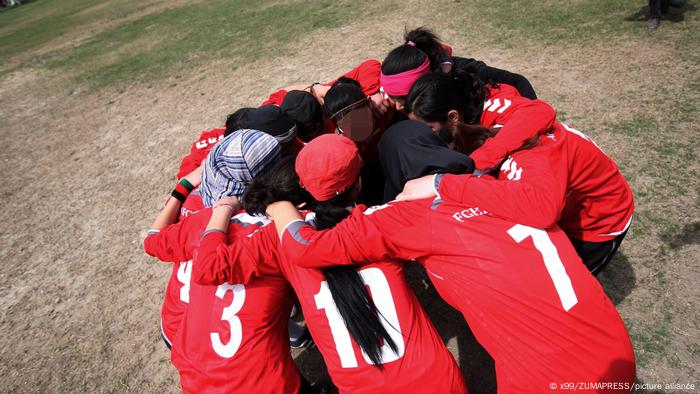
[144,27,636,393]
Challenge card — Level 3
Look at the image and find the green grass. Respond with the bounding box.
[1,0,392,88]
[0,0,159,61]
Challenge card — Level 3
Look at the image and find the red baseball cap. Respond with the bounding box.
[295,134,363,201]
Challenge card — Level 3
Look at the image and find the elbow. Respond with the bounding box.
[191,266,221,286]
[143,236,157,257]
[191,256,224,286]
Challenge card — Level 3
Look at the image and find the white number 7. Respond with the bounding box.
[507,225,578,311]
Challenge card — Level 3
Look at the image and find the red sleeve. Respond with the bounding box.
[438,144,567,229]
[176,127,225,179]
[472,95,556,170]
[325,59,381,96]
[280,202,432,269]
[193,224,281,286]
[261,89,288,106]
[143,211,207,262]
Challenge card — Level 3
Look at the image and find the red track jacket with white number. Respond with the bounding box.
[279,202,635,393]
[194,214,468,394]
[471,84,556,170]
[158,191,205,345]
[176,127,225,179]
[144,209,299,394]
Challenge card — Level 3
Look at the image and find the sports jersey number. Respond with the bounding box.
[314,267,405,368]
[177,261,191,303]
[507,225,578,311]
[211,283,246,358]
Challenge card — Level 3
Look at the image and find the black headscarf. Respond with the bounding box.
[379,120,474,201]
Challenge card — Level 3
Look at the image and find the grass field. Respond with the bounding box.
[0,0,698,392]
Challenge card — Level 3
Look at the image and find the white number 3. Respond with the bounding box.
[211,283,246,358]
[507,224,578,311]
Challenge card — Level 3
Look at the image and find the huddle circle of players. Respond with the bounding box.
[145,27,636,393]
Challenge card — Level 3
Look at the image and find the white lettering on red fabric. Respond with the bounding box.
[451,207,488,222]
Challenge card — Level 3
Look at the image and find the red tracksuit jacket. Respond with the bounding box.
[157,191,205,344]
[279,202,636,393]
[471,84,556,170]
[437,122,634,242]
[144,209,300,394]
[194,214,468,394]
[176,127,225,179]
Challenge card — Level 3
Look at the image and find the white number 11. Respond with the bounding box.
[507,224,578,311]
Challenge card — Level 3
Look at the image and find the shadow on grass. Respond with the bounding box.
[597,252,636,306]
[624,2,697,22]
[660,221,699,249]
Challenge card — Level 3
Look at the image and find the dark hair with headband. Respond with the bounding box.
[243,158,399,368]
[382,27,444,77]
[406,69,488,125]
[324,77,365,118]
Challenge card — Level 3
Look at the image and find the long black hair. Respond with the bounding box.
[405,69,488,125]
[243,157,399,367]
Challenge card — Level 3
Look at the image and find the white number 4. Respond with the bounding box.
[507,225,578,311]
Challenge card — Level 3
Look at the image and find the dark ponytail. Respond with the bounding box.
[242,159,399,368]
[404,27,444,70]
[382,27,445,78]
[406,70,487,125]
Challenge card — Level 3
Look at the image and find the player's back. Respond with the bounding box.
[168,210,300,394]
[556,122,634,241]
[420,198,635,392]
[265,220,467,394]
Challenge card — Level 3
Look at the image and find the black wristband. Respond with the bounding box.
[171,189,187,202]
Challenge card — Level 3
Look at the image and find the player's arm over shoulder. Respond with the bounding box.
[281,200,432,269]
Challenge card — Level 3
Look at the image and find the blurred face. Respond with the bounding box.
[335,103,377,143]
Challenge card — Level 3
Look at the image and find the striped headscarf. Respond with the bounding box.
[200,129,281,207]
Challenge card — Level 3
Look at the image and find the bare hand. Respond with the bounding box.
[395,175,437,201]
[368,92,389,117]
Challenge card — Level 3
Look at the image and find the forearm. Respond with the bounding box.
[193,231,234,285]
[473,102,555,169]
[149,197,182,231]
[438,173,563,228]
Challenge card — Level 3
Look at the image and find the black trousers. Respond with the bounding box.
[649,0,670,18]
[568,230,628,276]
